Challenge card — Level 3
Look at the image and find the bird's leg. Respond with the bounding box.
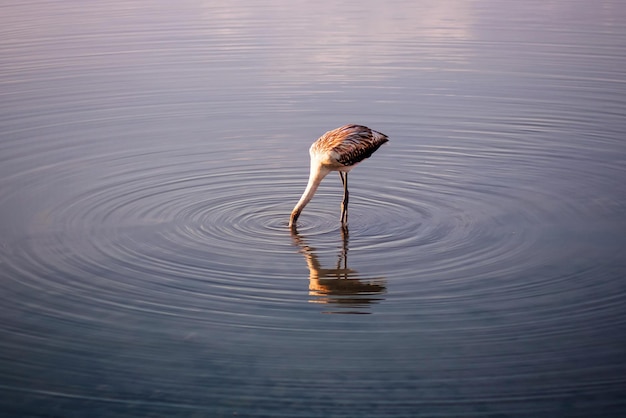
[339,172,349,223]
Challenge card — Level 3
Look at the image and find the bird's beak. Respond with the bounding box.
[289,210,301,228]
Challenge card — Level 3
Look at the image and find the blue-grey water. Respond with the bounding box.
[1,1,626,416]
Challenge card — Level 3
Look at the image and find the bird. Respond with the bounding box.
[289,124,389,228]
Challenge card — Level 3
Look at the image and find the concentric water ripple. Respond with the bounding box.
[4,126,623,326]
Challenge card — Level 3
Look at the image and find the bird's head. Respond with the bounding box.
[289,209,301,229]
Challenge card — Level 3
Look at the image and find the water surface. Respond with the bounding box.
[1,0,626,416]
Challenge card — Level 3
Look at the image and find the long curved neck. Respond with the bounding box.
[290,162,329,227]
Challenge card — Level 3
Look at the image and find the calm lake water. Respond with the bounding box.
[1,0,626,416]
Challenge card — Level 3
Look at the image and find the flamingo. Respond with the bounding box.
[289,124,389,228]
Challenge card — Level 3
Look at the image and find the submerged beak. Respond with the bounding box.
[289,209,301,228]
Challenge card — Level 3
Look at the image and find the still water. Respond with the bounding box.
[1,0,625,416]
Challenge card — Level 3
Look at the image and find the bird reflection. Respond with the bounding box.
[291,226,386,314]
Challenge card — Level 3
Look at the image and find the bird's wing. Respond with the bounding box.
[330,125,389,166]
